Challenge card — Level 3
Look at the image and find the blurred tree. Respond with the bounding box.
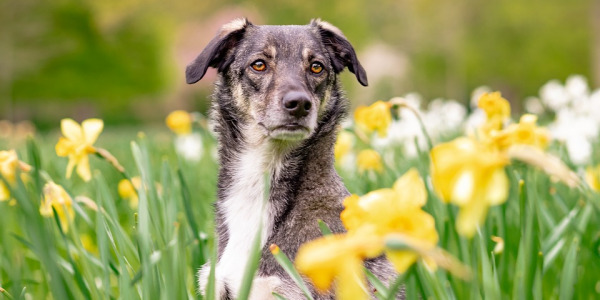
[1,0,172,126]
[1,0,596,126]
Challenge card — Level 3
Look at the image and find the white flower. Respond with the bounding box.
[174,133,203,162]
[540,80,570,111]
[565,75,589,100]
[565,135,592,165]
[464,109,487,136]
[524,97,545,115]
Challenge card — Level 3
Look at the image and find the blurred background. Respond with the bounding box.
[1,0,599,129]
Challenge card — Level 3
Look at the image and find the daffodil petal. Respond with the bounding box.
[0,182,10,201]
[393,168,426,207]
[486,169,509,205]
[61,118,83,142]
[65,157,77,179]
[456,198,488,238]
[82,119,104,145]
[76,155,92,181]
[337,259,369,300]
[55,137,73,157]
[385,250,419,274]
[451,170,475,205]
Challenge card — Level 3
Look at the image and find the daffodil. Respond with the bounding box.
[341,168,439,273]
[295,232,383,300]
[356,149,383,174]
[0,150,19,201]
[489,114,550,150]
[585,164,600,191]
[80,233,98,254]
[334,131,354,163]
[118,177,142,209]
[477,92,511,138]
[0,150,30,202]
[354,100,392,137]
[430,137,509,237]
[40,182,75,232]
[166,110,193,135]
[56,118,103,181]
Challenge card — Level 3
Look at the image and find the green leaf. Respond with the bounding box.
[317,219,333,236]
[270,245,315,300]
[559,236,579,300]
[364,267,388,299]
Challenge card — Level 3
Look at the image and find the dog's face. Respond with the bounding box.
[186,19,367,143]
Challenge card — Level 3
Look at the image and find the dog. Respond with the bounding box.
[186,18,398,299]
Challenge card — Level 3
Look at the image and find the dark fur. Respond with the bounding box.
[187,19,401,299]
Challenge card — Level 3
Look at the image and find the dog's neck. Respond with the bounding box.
[208,81,345,294]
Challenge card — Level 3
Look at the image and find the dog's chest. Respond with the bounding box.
[216,144,281,294]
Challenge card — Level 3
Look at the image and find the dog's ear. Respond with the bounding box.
[311,19,368,86]
[186,18,252,84]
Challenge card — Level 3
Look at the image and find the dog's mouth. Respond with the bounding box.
[262,123,311,141]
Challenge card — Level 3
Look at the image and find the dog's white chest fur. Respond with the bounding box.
[199,142,281,297]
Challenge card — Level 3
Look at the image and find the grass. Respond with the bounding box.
[1,118,599,299]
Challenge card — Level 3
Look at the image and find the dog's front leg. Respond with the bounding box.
[199,264,285,300]
[248,276,283,300]
[197,263,229,299]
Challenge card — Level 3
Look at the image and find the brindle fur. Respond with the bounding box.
[186,18,402,299]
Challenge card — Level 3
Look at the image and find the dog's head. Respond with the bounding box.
[186,19,367,144]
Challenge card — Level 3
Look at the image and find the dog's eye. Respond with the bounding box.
[251,60,267,72]
[310,62,324,74]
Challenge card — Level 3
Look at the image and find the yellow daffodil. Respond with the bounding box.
[491,236,504,254]
[56,118,103,181]
[585,164,600,191]
[0,150,19,201]
[166,110,192,135]
[118,177,142,209]
[430,137,509,237]
[40,182,75,232]
[0,150,30,202]
[80,233,98,254]
[354,100,392,137]
[341,168,438,273]
[295,232,383,300]
[477,92,511,138]
[490,114,550,150]
[334,131,354,163]
[356,149,383,174]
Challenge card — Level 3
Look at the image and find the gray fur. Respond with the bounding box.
[187,19,402,299]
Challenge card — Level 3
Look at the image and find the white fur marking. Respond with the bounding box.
[199,129,285,298]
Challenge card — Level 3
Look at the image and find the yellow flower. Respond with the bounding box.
[56,118,103,181]
[40,182,75,232]
[0,150,19,202]
[341,168,438,273]
[585,164,600,191]
[166,110,192,135]
[80,233,98,255]
[356,149,383,174]
[118,177,142,209]
[430,137,509,237]
[295,233,383,299]
[490,114,550,150]
[334,131,354,162]
[477,92,511,137]
[354,100,392,137]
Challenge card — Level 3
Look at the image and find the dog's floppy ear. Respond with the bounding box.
[311,19,368,86]
[186,18,252,84]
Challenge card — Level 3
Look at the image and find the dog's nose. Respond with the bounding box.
[282,91,312,118]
